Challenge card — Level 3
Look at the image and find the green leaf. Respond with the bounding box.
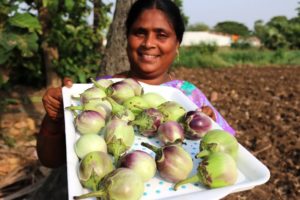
[8,13,41,34]
[76,43,83,52]
[14,33,39,57]
[43,0,49,7]
[0,48,10,64]
[78,70,86,83]
[48,0,59,12]
[65,0,74,12]
[0,32,17,51]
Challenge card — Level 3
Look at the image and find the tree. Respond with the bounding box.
[254,14,300,49]
[0,0,112,88]
[187,23,210,32]
[0,1,42,87]
[97,0,136,77]
[288,17,300,49]
[214,21,250,37]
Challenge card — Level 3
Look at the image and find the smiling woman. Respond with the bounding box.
[126,8,179,84]
[34,0,235,199]
[115,0,184,85]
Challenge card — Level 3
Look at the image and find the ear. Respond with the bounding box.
[175,41,180,52]
[176,41,180,49]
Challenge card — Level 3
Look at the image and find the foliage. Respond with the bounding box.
[186,23,210,32]
[254,3,300,50]
[213,21,251,37]
[174,43,230,68]
[45,0,112,83]
[0,0,112,88]
[0,1,42,87]
[231,41,252,49]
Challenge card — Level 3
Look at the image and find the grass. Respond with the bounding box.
[174,44,300,68]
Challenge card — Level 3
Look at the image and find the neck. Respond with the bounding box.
[126,71,172,85]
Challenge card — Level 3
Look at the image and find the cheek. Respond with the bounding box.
[162,40,178,56]
[127,38,140,58]
[127,37,140,51]
[163,45,177,60]
[127,43,135,59]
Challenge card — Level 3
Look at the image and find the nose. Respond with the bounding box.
[142,33,155,48]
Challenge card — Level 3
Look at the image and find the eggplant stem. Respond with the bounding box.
[73,189,105,199]
[65,105,83,111]
[71,95,80,101]
[174,175,200,191]
[105,97,124,115]
[108,139,128,165]
[141,142,160,153]
[195,149,210,158]
[90,78,106,91]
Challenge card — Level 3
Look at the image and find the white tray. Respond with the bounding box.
[62,79,270,200]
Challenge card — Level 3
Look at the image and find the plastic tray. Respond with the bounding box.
[62,80,270,200]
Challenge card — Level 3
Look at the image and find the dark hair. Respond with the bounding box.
[126,0,185,43]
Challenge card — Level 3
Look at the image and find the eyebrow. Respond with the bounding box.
[132,27,170,33]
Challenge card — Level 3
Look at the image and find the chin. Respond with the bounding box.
[139,63,160,72]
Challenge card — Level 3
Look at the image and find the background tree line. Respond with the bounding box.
[0,0,299,89]
[187,3,300,50]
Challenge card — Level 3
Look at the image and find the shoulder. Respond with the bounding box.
[162,80,200,94]
[162,79,209,106]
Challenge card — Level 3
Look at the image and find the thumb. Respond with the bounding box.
[63,77,73,88]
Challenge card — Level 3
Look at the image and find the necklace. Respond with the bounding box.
[168,73,173,81]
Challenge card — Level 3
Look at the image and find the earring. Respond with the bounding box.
[176,49,180,62]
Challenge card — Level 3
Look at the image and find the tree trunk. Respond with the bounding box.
[93,0,103,52]
[38,4,61,88]
[97,0,137,77]
[43,44,61,88]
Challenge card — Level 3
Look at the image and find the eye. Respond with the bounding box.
[158,33,167,39]
[156,31,168,40]
[132,29,146,37]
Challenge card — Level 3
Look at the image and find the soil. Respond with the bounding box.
[0,66,299,200]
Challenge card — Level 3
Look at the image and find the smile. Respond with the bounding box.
[139,53,159,62]
[143,54,157,58]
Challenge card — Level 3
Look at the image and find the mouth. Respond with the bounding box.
[138,52,159,62]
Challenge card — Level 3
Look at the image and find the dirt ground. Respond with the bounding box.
[0,66,299,199]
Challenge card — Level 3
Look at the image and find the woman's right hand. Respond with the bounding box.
[42,78,73,121]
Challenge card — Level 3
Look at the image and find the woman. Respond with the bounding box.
[33,0,234,198]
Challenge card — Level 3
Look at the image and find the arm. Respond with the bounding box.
[37,78,72,168]
[37,114,66,168]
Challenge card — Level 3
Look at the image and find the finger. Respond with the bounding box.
[43,88,62,103]
[44,87,62,99]
[63,77,73,88]
[44,102,61,113]
[201,106,216,121]
[42,88,63,117]
[44,100,65,120]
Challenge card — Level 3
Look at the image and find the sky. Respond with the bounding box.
[104,0,299,30]
[182,0,299,30]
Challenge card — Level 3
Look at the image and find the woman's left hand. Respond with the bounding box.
[199,106,216,121]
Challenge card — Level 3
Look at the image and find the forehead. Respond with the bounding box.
[131,8,175,31]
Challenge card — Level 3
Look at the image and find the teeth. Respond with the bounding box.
[143,54,156,59]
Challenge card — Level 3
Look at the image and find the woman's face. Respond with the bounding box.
[127,9,179,81]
